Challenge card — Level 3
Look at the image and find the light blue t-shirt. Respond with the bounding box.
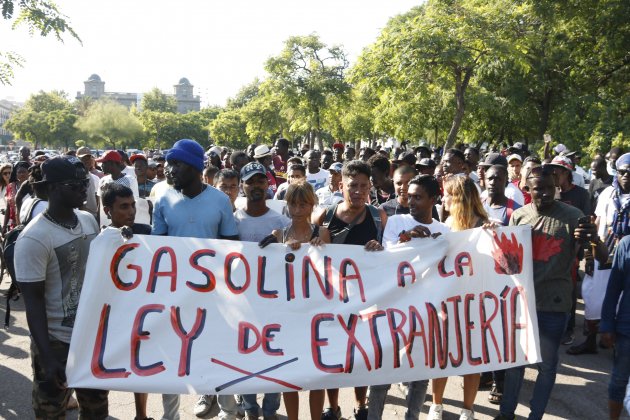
[152,185,238,239]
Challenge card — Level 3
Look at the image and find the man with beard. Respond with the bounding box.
[234,161,289,420]
[152,139,239,420]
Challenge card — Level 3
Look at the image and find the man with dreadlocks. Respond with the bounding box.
[568,153,630,357]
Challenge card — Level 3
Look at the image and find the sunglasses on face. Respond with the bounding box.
[59,179,90,190]
[618,169,630,177]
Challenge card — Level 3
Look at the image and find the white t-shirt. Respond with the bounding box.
[595,186,630,239]
[382,214,449,248]
[316,186,344,209]
[15,210,99,343]
[234,208,290,242]
[307,169,330,191]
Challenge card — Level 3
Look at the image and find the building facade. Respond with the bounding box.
[76,74,201,113]
[0,99,22,142]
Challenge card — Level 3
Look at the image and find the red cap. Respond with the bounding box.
[332,143,344,150]
[96,150,123,163]
[129,154,147,164]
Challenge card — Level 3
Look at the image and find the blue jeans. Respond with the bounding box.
[241,393,281,417]
[367,381,428,420]
[609,333,630,402]
[499,311,569,420]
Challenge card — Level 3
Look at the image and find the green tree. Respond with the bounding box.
[353,1,527,148]
[265,34,350,150]
[141,87,177,113]
[4,90,77,148]
[1,0,80,84]
[208,109,248,149]
[75,99,143,149]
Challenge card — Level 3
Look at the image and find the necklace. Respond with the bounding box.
[43,210,79,230]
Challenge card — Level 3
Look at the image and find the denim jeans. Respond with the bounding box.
[609,333,630,402]
[367,381,428,420]
[499,311,569,420]
[241,393,281,417]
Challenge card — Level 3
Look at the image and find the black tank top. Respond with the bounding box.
[327,207,377,245]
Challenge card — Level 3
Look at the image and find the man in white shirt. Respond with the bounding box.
[369,174,448,419]
[305,150,330,190]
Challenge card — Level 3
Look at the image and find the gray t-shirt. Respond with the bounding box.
[234,207,290,242]
[15,210,99,343]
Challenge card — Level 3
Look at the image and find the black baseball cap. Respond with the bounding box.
[40,156,87,183]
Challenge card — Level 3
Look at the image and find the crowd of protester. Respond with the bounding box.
[3,136,630,420]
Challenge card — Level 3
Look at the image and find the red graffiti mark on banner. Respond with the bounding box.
[491,232,524,275]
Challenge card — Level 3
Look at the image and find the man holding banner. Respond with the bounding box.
[315,160,388,420]
[497,165,607,420]
[15,156,109,419]
[152,139,239,420]
[368,174,447,420]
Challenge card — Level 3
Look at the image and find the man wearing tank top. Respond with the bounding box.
[314,160,387,420]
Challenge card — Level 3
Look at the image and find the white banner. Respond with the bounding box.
[67,226,539,394]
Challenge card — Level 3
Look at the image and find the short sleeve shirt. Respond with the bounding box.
[382,214,448,248]
[152,185,238,239]
[15,210,99,343]
[510,201,582,312]
[234,208,290,242]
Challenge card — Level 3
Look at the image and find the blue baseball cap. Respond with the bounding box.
[240,162,267,181]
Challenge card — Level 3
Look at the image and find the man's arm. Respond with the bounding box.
[600,240,629,346]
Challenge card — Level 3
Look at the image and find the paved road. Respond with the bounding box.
[0,276,625,419]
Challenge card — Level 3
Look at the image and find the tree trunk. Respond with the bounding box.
[444,67,474,150]
[537,88,553,141]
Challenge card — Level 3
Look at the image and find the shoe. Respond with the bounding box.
[459,408,475,420]
[428,404,443,420]
[561,331,575,345]
[321,406,342,420]
[566,341,598,355]
[353,406,368,420]
[194,394,216,417]
[493,415,515,420]
[488,382,503,405]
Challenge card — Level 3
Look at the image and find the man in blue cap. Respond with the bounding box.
[152,139,239,419]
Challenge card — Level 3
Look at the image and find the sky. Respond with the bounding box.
[1,0,419,107]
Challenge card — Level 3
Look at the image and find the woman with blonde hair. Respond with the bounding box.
[260,181,330,419]
[429,175,488,420]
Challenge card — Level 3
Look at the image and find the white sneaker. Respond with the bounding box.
[428,404,443,420]
[459,408,475,420]
[194,394,216,417]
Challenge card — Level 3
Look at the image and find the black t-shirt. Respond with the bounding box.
[328,207,378,245]
[560,185,591,216]
[379,198,410,217]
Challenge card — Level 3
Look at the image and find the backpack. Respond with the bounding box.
[322,202,383,244]
[3,198,42,329]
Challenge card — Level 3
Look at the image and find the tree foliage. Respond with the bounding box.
[75,99,143,149]
[141,88,177,113]
[1,0,80,85]
[4,90,77,148]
